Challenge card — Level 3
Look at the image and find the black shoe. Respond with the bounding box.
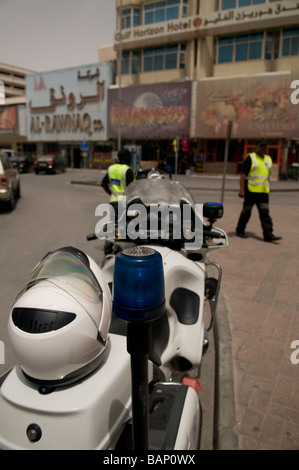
[264,235,282,242]
[236,231,246,238]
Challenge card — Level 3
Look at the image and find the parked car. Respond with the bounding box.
[1,149,16,158]
[0,152,20,211]
[11,155,33,173]
[34,155,66,174]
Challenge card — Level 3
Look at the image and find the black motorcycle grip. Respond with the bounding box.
[86,233,98,241]
[203,230,222,239]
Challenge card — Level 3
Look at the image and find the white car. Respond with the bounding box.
[0,152,20,210]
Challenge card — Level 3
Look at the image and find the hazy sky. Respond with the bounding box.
[0,0,116,72]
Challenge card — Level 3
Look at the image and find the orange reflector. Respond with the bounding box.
[182,377,203,393]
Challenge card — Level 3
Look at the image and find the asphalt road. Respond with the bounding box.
[0,170,108,374]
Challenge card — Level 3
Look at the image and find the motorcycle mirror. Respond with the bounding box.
[203,202,224,223]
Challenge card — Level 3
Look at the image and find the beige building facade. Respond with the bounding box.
[108,0,299,177]
[0,63,36,155]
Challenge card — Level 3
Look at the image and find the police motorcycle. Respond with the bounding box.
[0,179,227,451]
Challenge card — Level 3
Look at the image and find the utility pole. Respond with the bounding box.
[117,0,123,152]
[221,121,232,205]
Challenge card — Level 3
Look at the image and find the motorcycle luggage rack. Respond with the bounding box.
[205,261,222,331]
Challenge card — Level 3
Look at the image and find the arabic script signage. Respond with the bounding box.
[202,1,299,28]
[26,63,113,142]
[114,1,299,45]
[108,82,192,140]
[193,73,299,139]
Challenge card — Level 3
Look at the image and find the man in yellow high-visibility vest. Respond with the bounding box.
[102,148,134,207]
[236,140,282,242]
[101,148,135,255]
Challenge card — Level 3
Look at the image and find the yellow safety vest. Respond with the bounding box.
[246,152,272,194]
[108,163,131,202]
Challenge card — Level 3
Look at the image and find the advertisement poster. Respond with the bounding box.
[26,62,113,142]
[194,73,299,139]
[108,81,192,140]
[0,106,18,135]
[92,151,112,170]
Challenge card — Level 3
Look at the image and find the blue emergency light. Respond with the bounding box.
[112,247,165,322]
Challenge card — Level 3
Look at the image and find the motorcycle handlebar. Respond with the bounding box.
[202,229,224,239]
[86,233,98,241]
[87,229,225,242]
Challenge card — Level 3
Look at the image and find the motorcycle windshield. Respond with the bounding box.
[126,179,196,208]
[17,248,102,304]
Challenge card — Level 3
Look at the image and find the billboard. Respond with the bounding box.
[108,81,192,140]
[26,62,114,142]
[0,106,19,136]
[193,73,299,139]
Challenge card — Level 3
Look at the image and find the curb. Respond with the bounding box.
[213,294,239,450]
[70,179,299,192]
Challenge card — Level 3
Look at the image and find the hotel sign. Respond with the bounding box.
[114,1,299,47]
[115,17,202,47]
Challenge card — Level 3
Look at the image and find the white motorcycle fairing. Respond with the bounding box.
[0,334,132,450]
[104,245,206,381]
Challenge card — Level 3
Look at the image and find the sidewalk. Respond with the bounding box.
[70,167,299,192]
[72,169,299,450]
[181,173,299,449]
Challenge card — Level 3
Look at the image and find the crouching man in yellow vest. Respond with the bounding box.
[236,140,282,243]
[101,148,135,255]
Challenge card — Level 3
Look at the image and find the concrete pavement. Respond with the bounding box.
[72,169,299,450]
[181,172,299,450]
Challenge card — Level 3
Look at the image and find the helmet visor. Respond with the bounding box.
[18,247,102,304]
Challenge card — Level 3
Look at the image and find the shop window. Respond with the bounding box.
[244,139,281,164]
[206,140,218,162]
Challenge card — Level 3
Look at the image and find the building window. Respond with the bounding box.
[282,28,299,56]
[121,51,140,75]
[217,33,267,62]
[265,32,279,60]
[221,0,280,8]
[144,0,188,25]
[143,44,186,71]
[236,33,263,60]
[121,8,140,29]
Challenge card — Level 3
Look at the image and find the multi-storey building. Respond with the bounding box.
[0,62,36,154]
[109,0,299,177]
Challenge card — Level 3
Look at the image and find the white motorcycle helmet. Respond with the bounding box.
[8,247,111,387]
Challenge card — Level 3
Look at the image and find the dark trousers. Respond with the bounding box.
[104,201,125,256]
[236,191,273,240]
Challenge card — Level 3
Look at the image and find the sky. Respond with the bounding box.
[0,0,116,72]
